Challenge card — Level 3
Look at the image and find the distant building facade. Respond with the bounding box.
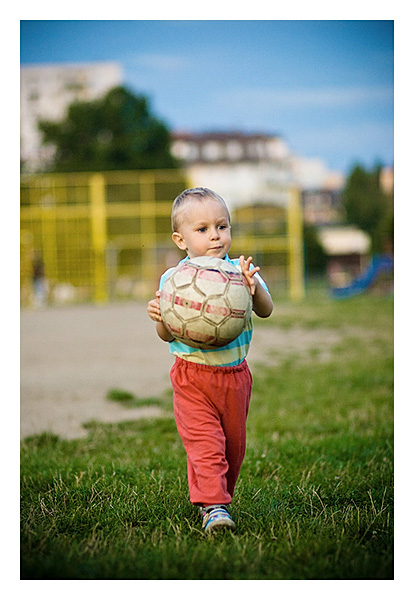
[380,165,394,196]
[20,61,123,172]
[302,189,344,225]
[171,131,294,209]
[171,131,345,214]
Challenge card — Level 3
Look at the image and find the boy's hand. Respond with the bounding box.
[148,291,175,341]
[147,291,163,322]
[239,255,261,296]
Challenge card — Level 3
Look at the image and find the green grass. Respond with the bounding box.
[106,388,167,408]
[20,294,393,580]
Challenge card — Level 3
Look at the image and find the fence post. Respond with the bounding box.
[89,173,107,303]
[140,173,157,293]
[287,187,305,301]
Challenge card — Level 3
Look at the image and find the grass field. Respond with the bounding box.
[20,293,394,580]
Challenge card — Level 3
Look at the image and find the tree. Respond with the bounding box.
[38,86,180,172]
[303,224,328,275]
[342,163,391,253]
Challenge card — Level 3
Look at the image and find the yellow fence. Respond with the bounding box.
[20,170,305,306]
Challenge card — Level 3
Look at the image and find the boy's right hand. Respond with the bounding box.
[147,290,163,322]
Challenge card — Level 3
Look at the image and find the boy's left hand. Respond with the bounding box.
[239,255,260,295]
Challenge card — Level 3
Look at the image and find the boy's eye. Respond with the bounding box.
[197,227,207,232]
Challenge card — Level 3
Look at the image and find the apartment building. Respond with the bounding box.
[171,131,295,209]
[171,130,345,212]
[20,61,123,171]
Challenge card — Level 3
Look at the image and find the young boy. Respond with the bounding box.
[147,187,273,533]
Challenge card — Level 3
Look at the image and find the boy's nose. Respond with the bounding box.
[210,228,220,239]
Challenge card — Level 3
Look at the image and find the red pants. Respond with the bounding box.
[170,357,252,506]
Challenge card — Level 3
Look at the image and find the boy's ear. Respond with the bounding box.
[172,231,187,251]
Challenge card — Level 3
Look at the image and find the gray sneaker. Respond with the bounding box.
[201,505,236,533]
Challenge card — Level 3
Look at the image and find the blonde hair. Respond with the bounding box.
[171,187,231,232]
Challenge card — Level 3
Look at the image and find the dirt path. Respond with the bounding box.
[20,302,342,440]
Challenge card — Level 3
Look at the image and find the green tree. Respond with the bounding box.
[39,86,180,172]
[342,163,391,253]
[303,224,328,275]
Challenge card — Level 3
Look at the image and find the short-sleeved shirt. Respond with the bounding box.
[159,254,269,367]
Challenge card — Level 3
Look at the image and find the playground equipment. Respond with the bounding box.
[330,254,394,299]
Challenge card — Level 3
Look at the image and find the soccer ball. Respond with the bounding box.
[159,256,252,349]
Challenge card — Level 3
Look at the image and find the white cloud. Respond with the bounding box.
[215,85,394,111]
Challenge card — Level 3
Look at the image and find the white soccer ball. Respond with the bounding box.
[159,256,253,349]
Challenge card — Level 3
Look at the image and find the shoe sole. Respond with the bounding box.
[205,518,236,533]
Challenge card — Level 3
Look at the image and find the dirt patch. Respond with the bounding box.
[20,302,344,440]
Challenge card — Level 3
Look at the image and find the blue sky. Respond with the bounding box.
[20,20,394,174]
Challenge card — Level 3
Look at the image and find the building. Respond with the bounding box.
[289,155,346,226]
[290,155,345,192]
[318,225,372,286]
[20,61,123,172]
[302,189,344,225]
[171,130,346,216]
[171,131,294,209]
[380,165,394,196]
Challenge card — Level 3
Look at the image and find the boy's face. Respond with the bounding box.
[172,198,231,259]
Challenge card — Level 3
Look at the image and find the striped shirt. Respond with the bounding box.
[159,255,269,367]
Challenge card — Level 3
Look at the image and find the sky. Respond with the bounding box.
[20,19,394,175]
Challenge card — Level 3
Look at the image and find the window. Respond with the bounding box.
[202,142,222,161]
